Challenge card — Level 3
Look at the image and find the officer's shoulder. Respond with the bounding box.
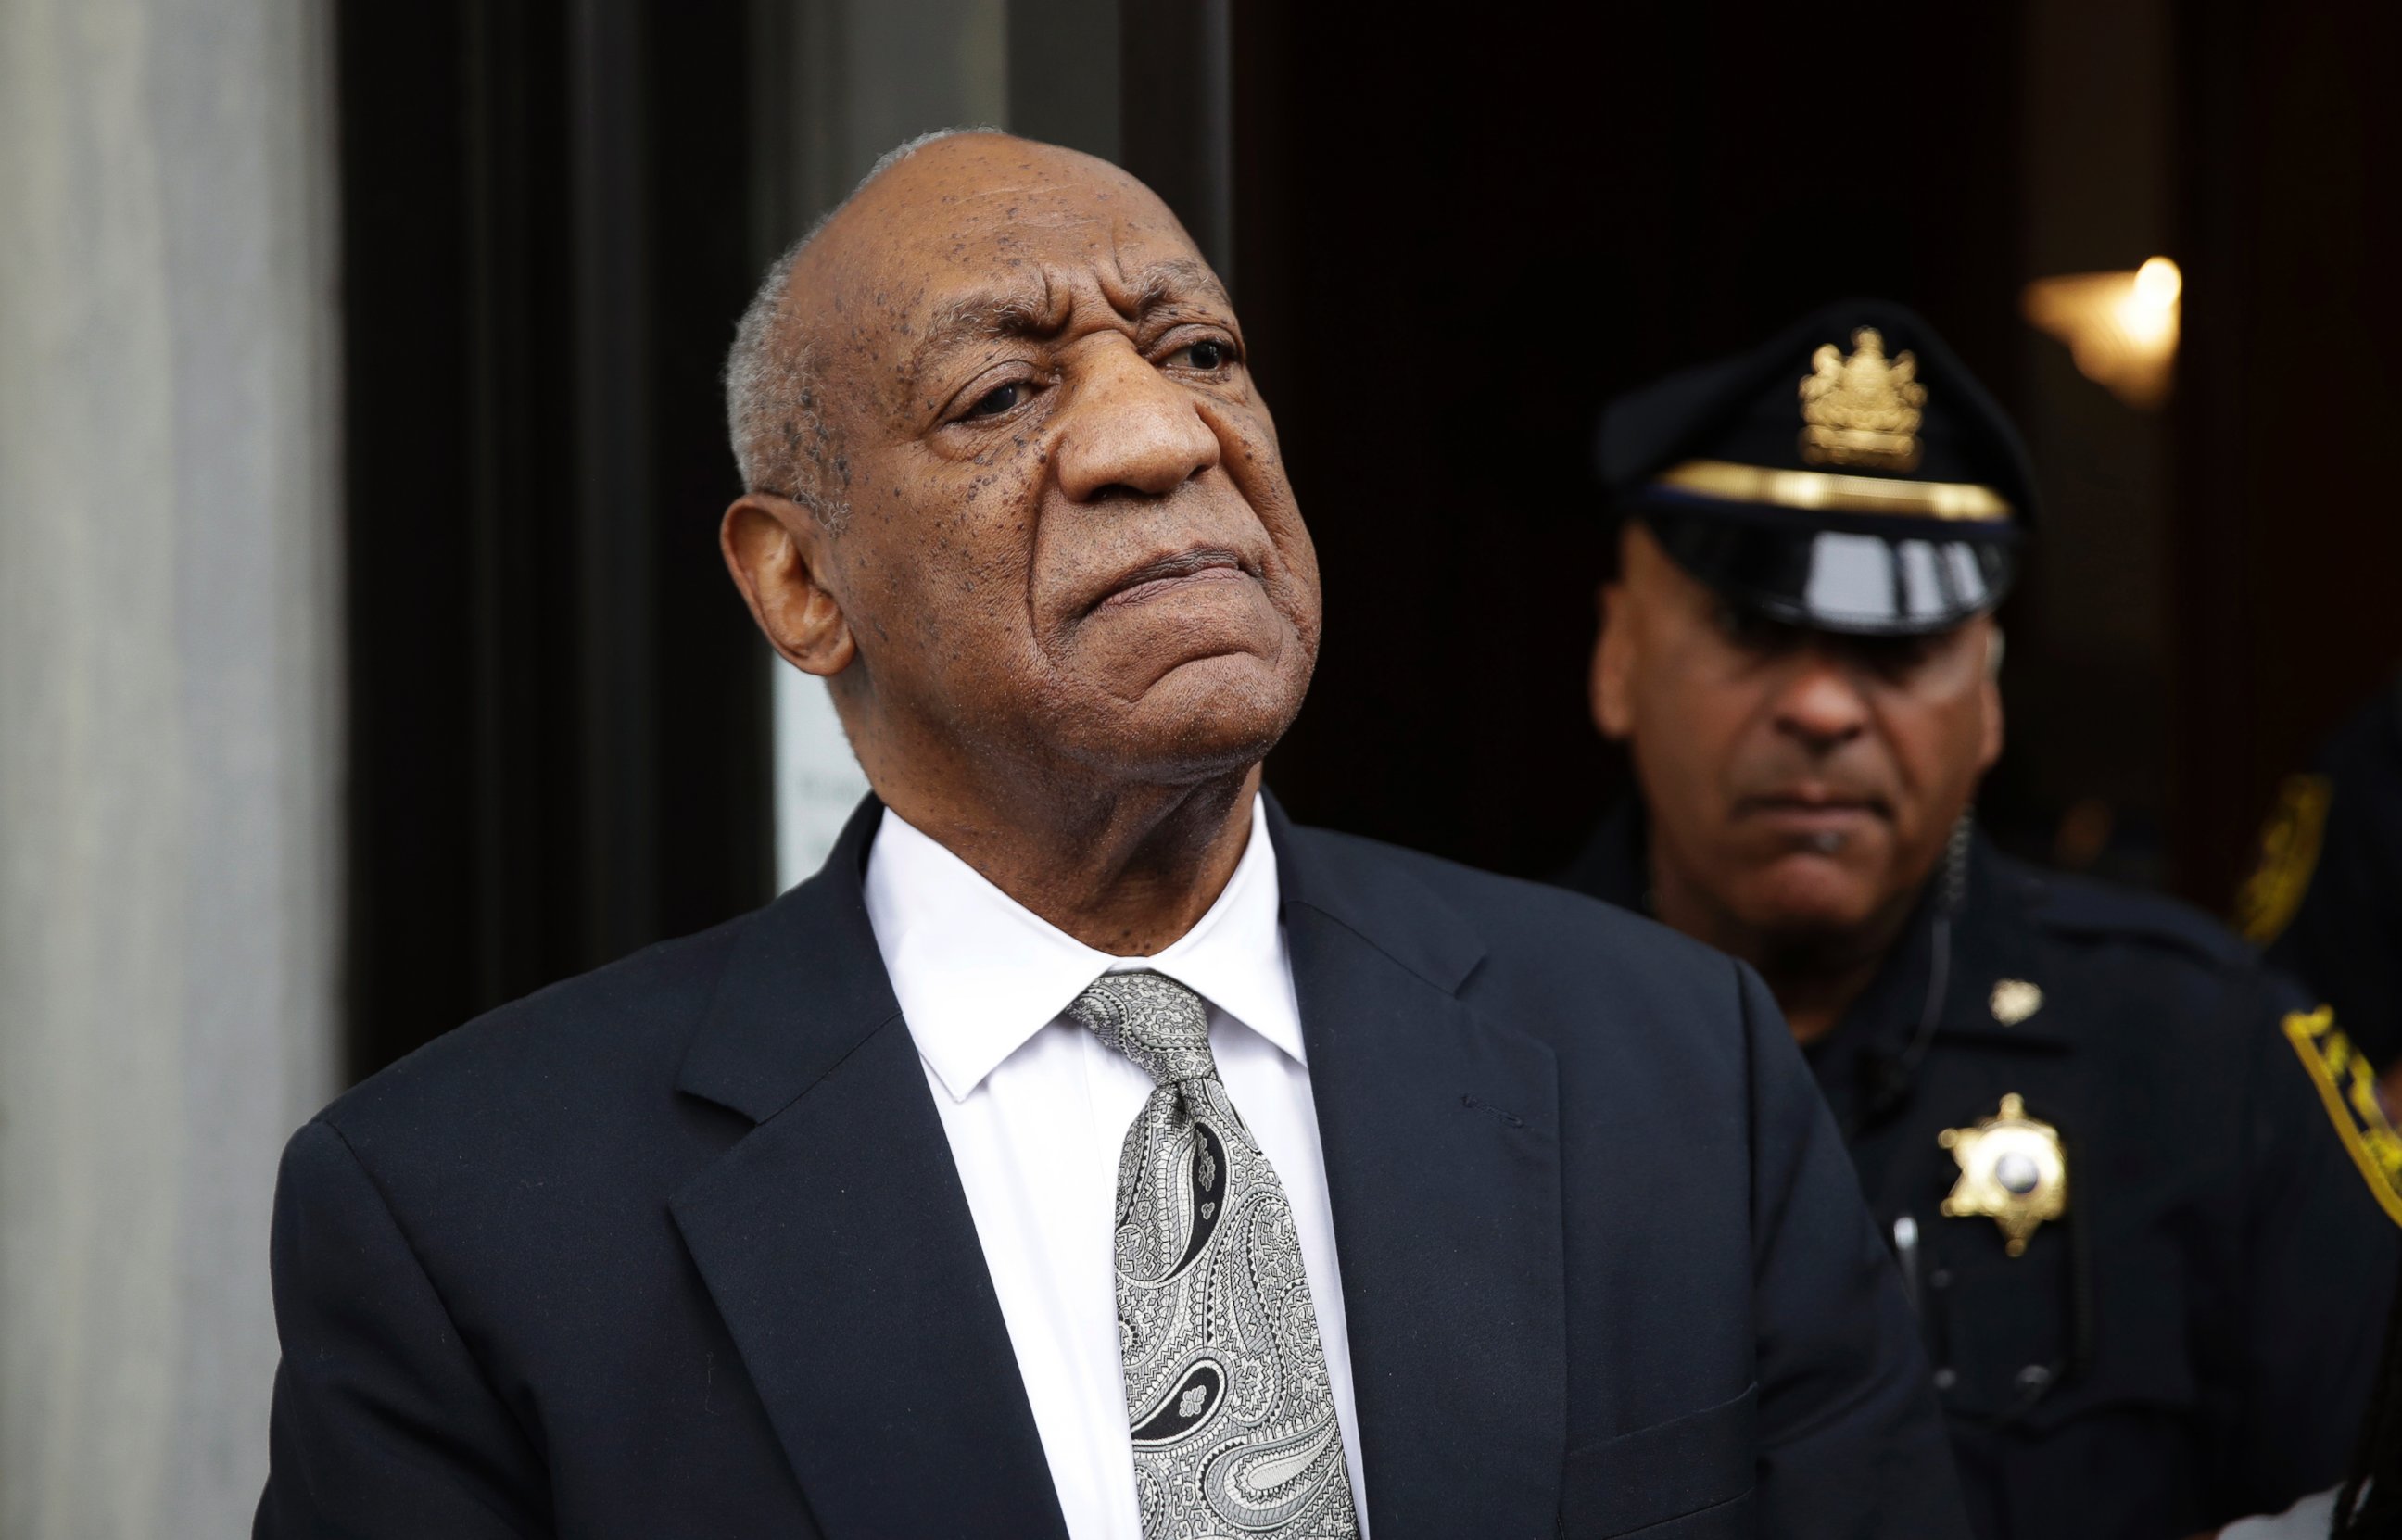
[1283,822,1742,995]
[2004,853,2257,975]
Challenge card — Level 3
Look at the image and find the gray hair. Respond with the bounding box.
[723,127,999,523]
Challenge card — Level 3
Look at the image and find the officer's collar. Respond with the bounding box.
[1920,837,2073,1051]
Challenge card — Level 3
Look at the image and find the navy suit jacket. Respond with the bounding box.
[257,798,1967,1538]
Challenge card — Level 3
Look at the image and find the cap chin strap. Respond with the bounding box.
[1850,809,1975,1139]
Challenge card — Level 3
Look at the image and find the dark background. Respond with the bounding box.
[1234,6,2027,880]
[337,0,2402,1079]
[341,3,773,1075]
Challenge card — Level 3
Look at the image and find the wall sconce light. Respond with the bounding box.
[2021,256,2181,410]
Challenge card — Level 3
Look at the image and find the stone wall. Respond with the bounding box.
[0,0,340,1531]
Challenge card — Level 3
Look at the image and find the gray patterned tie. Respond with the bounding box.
[1066,970,1361,1539]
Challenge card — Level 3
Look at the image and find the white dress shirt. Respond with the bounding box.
[2219,1488,2341,1540]
[862,795,1372,1540]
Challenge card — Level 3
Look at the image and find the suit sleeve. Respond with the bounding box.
[1737,961,1972,1540]
[2220,975,2401,1515]
[254,1119,550,1539]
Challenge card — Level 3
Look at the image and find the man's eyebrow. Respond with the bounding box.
[907,279,1057,384]
[1125,258,1231,316]
[910,259,1233,374]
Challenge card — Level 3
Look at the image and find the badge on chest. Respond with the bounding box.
[1938,1093,2068,1256]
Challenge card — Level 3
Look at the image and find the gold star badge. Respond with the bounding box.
[1938,1093,2068,1256]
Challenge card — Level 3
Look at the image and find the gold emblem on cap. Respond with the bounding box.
[1990,978,2044,1025]
[1938,1092,2067,1256]
[1799,327,1927,472]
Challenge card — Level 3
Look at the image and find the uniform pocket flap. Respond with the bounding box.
[2010,1349,2198,1433]
[1559,1382,1756,1536]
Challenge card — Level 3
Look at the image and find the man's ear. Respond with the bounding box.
[1976,625,2006,772]
[720,493,855,677]
[1590,578,1636,740]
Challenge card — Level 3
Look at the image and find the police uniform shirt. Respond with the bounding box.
[1562,802,2401,1540]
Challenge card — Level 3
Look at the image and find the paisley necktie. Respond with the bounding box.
[1066,969,1361,1539]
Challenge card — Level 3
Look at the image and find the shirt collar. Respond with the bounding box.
[861,794,1303,1103]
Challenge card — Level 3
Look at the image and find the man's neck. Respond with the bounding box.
[1748,954,1890,1045]
[1649,857,1915,1045]
[879,763,1263,957]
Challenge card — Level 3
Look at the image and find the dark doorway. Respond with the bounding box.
[336,1,771,1079]
[1236,6,2029,881]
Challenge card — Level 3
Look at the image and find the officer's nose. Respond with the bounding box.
[1051,336,1221,503]
[1771,645,1873,755]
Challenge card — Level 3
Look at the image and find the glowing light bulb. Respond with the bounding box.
[2022,257,2182,410]
[2132,256,2181,308]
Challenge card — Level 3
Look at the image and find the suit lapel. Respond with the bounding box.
[664,792,1565,1538]
[1271,804,1568,1539]
[669,798,1069,1540]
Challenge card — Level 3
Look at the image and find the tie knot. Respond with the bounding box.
[1067,970,1218,1087]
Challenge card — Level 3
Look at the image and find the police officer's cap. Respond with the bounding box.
[1598,298,2036,636]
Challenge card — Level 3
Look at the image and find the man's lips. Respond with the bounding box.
[1094,548,1256,611]
[1735,791,1893,827]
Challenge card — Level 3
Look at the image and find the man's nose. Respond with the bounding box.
[1051,339,1221,502]
[1770,648,1873,753]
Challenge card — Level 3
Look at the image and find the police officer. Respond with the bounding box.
[2237,672,2402,1076]
[1558,299,2400,1540]
[2230,678,2402,1540]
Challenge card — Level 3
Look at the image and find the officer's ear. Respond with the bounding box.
[1591,575,1636,740]
[1977,623,2006,771]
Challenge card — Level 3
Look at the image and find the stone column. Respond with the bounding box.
[0,0,341,1533]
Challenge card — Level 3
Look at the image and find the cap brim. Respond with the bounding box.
[1642,507,2016,636]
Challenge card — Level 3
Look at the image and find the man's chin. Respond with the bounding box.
[1732,854,1890,940]
[1080,652,1308,782]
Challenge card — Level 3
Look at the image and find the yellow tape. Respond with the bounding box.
[2283,1006,2402,1229]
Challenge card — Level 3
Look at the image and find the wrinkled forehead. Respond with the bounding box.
[790,138,1220,393]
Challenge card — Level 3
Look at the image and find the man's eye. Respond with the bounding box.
[1855,635,1939,677]
[961,381,1026,420]
[1173,339,1231,371]
[1714,602,1795,652]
